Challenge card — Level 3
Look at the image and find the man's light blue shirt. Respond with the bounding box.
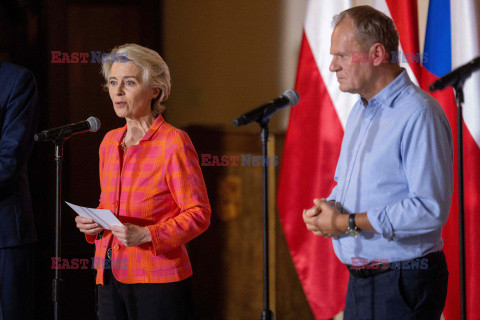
[328,70,454,265]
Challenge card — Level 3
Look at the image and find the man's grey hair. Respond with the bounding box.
[332,5,399,62]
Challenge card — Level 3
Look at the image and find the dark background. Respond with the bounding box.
[1,0,315,319]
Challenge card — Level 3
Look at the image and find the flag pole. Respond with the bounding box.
[453,82,466,320]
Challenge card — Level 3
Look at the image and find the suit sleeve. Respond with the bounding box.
[0,69,39,187]
[147,130,211,255]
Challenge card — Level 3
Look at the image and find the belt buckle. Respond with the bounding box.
[106,248,112,259]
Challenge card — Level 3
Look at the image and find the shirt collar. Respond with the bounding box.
[115,114,166,144]
[141,114,165,141]
[360,69,412,108]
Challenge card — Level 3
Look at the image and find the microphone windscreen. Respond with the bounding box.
[283,89,300,106]
[87,116,101,132]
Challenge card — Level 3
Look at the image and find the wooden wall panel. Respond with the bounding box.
[186,127,277,319]
[186,128,263,319]
[186,128,315,319]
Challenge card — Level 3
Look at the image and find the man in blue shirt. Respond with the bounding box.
[302,6,453,320]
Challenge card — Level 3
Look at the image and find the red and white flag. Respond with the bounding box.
[420,0,480,318]
[278,1,421,318]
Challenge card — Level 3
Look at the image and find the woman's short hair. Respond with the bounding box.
[332,5,399,62]
[102,43,171,116]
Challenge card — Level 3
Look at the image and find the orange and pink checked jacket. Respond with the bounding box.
[86,115,211,284]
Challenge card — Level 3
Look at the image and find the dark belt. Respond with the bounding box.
[106,248,112,259]
[346,251,444,278]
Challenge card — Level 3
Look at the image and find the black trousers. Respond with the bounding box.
[0,245,35,320]
[344,251,448,320]
[97,268,194,320]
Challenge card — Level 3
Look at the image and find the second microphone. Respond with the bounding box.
[233,89,300,127]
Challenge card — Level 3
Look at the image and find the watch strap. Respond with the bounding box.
[349,214,357,231]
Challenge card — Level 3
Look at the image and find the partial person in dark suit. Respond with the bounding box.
[0,61,39,319]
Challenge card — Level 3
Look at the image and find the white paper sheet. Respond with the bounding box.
[65,201,124,230]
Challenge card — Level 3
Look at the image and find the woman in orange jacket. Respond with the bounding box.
[75,43,211,320]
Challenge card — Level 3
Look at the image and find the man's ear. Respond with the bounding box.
[369,43,389,66]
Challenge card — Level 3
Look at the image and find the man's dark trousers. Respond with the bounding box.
[344,251,448,320]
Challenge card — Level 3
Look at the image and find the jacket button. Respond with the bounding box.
[113,244,120,250]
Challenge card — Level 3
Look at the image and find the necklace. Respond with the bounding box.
[121,132,128,152]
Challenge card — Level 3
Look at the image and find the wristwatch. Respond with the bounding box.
[346,214,360,237]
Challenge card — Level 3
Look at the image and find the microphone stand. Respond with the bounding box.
[452,80,466,320]
[52,137,65,320]
[257,117,274,320]
[430,59,480,320]
[35,120,100,320]
[234,94,299,319]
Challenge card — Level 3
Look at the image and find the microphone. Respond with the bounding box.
[429,56,480,92]
[34,116,101,141]
[233,89,300,127]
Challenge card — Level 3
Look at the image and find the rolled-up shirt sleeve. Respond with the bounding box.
[367,108,453,240]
